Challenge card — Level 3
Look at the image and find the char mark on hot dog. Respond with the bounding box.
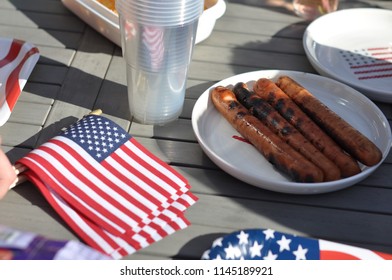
[233,82,341,182]
[211,86,324,183]
[253,78,361,178]
[276,75,383,167]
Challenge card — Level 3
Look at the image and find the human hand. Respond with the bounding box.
[0,140,17,199]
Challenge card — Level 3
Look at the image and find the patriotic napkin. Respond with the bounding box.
[339,46,392,80]
[0,38,40,126]
[17,114,198,259]
[201,228,392,260]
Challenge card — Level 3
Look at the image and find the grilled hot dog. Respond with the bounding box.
[276,75,382,166]
[211,86,324,183]
[233,82,341,182]
[253,78,361,178]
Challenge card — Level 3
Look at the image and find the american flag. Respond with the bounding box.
[0,38,39,126]
[340,47,392,80]
[17,114,197,259]
[202,228,392,260]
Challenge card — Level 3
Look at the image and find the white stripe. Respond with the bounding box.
[105,156,169,205]
[126,141,189,192]
[0,102,11,127]
[131,234,150,249]
[319,240,385,260]
[118,146,180,198]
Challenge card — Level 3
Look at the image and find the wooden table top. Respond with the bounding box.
[0,0,391,260]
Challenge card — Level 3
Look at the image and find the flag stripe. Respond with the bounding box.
[319,240,386,260]
[0,39,23,67]
[5,46,39,111]
[128,139,190,191]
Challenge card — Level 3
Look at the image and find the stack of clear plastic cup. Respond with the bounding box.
[116,0,204,125]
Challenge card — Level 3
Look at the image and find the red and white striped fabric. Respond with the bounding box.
[0,38,39,126]
[17,115,198,259]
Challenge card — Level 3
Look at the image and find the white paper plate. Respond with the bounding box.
[303,8,392,103]
[61,0,226,46]
[191,70,392,194]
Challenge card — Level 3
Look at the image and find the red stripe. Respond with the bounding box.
[0,39,23,67]
[5,46,39,111]
[102,160,165,211]
[370,51,392,56]
[367,47,390,51]
[351,62,391,69]
[110,150,170,202]
[358,73,392,80]
[354,67,392,74]
[320,250,361,260]
[130,138,188,188]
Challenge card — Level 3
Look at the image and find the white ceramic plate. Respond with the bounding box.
[191,70,392,194]
[61,0,226,46]
[0,38,40,126]
[303,8,392,103]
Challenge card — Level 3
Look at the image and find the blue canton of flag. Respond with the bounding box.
[62,115,130,162]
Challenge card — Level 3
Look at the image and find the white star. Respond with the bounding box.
[263,229,275,240]
[237,231,249,245]
[201,250,210,260]
[249,241,263,258]
[293,245,308,260]
[212,237,223,248]
[263,250,278,260]
[224,243,242,259]
[276,235,291,252]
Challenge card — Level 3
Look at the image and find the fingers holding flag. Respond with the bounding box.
[0,139,17,199]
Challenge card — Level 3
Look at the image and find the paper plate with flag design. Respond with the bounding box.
[303,8,392,102]
[201,228,392,260]
[0,37,40,126]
